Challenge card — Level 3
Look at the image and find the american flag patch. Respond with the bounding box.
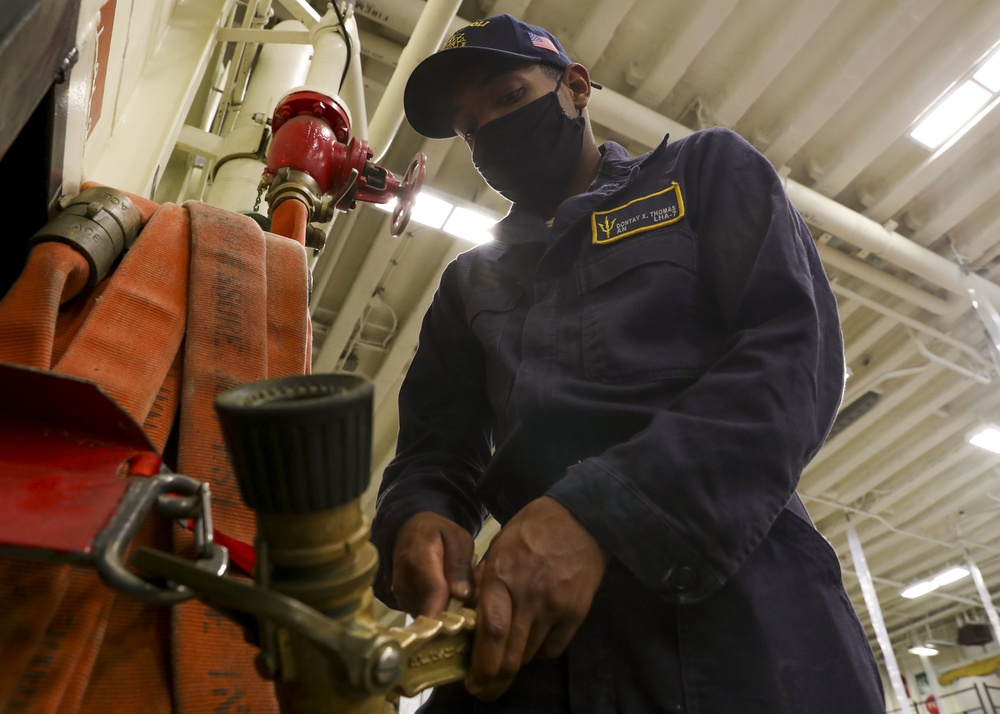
[529,32,559,54]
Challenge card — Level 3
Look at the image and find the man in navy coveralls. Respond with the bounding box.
[371,13,886,713]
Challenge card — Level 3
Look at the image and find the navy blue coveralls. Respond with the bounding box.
[372,128,885,713]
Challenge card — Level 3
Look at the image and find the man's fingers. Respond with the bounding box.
[520,619,549,666]
[391,512,476,616]
[467,581,527,701]
[461,498,608,701]
[534,619,578,661]
[468,582,511,685]
[391,561,450,616]
[440,527,475,602]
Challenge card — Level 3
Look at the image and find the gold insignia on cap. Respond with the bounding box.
[445,32,467,49]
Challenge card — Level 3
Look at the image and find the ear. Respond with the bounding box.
[563,63,593,110]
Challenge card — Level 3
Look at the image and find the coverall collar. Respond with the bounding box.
[491,136,672,245]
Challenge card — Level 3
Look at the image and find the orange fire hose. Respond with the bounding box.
[0,188,312,713]
[270,198,309,248]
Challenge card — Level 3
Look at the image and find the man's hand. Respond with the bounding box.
[391,511,476,617]
[467,496,609,702]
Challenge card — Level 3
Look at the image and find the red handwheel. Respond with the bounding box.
[391,152,427,236]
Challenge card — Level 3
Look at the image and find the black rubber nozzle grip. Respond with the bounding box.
[214,373,374,514]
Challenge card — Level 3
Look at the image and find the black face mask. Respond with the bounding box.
[472,89,585,212]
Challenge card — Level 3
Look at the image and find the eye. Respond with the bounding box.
[498,87,524,106]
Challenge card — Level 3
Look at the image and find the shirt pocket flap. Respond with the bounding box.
[464,284,524,322]
[575,232,697,295]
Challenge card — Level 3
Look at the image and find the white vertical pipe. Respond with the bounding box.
[305,9,350,97]
[967,554,1000,647]
[337,11,368,140]
[366,0,465,160]
[846,515,914,714]
[241,20,312,115]
[206,19,312,211]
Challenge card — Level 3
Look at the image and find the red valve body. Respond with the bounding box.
[266,114,340,194]
[263,90,425,234]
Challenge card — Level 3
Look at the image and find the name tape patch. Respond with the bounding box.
[591,182,685,245]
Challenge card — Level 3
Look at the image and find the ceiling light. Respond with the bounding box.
[901,566,971,599]
[372,193,452,230]
[373,197,396,214]
[443,206,497,244]
[906,645,939,657]
[910,80,992,149]
[933,566,971,586]
[373,193,498,243]
[967,424,1000,453]
[900,581,939,599]
[974,49,1000,92]
[410,193,453,229]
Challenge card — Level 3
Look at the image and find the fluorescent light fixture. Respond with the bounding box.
[371,194,450,229]
[967,424,1000,453]
[373,197,396,214]
[372,193,497,243]
[443,206,497,244]
[901,566,970,599]
[974,50,1000,92]
[933,566,970,586]
[906,645,939,657]
[900,581,938,599]
[910,80,992,149]
[410,193,453,229]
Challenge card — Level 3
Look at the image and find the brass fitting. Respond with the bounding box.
[209,374,475,713]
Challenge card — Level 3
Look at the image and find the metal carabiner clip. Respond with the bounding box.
[92,472,229,604]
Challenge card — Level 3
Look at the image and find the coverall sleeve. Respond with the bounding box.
[547,128,845,604]
[370,261,493,607]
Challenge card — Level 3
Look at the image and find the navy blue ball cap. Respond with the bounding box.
[403,14,572,139]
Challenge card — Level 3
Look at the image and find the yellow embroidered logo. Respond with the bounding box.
[467,20,490,27]
[591,183,685,245]
[445,32,467,49]
[597,216,617,241]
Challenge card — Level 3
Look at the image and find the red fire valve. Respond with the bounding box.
[263,90,425,237]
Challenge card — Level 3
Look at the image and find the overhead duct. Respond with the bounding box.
[585,86,1000,312]
[354,7,989,315]
[364,0,466,160]
[827,391,881,441]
